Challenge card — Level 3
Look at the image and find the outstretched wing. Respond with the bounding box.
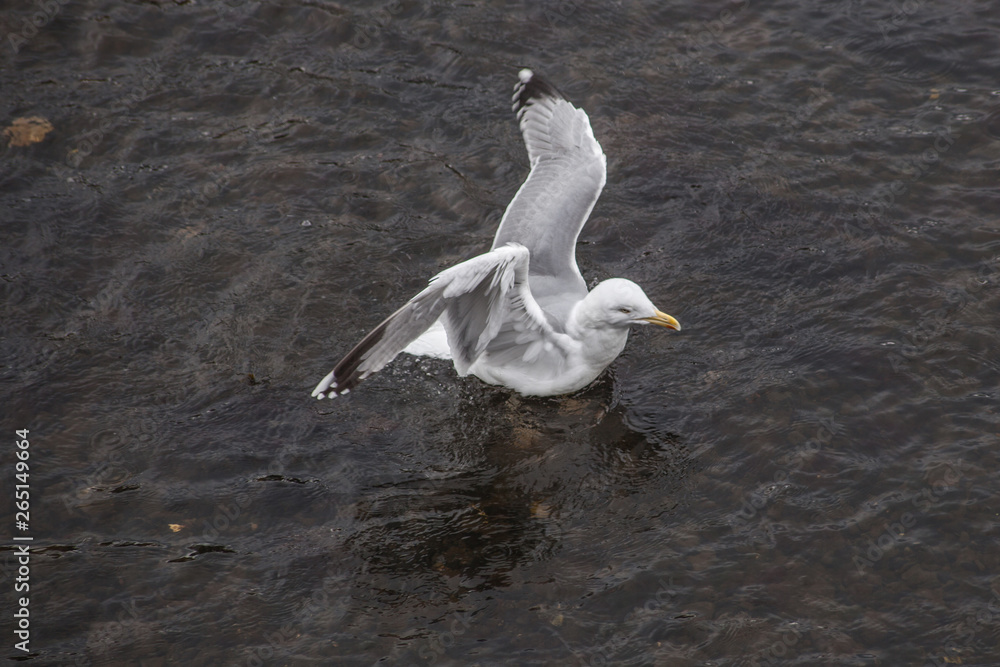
[311,244,562,398]
[491,69,607,303]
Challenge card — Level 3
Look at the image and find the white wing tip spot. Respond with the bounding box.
[312,371,346,399]
[314,386,342,399]
[519,68,533,83]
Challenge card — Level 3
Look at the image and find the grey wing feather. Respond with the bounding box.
[491,69,607,297]
[437,245,524,373]
[311,288,448,398]
[312,244,556,398]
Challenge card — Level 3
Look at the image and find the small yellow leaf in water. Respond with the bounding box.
[168,523,184,532]
[531,501,551,519]
[4,116,54,147]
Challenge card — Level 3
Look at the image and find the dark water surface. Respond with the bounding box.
[3,0,1000,664]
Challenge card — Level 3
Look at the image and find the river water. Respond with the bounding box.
[2,0,999,665]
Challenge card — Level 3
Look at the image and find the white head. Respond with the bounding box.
[577,278,681,331]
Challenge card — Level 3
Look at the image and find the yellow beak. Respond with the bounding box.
[643,309,681,331]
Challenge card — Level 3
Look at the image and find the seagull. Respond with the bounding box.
[312,69,680,399]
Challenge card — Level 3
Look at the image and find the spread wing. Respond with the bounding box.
[491,69,607,304]
[311,244,565,398]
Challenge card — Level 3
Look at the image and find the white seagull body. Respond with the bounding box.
[312,69,680,399]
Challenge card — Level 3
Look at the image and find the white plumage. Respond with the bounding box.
[312,69,680,399]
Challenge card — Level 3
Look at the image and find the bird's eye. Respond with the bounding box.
[619,307,631,314]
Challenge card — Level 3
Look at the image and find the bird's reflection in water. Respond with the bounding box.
[345,376,687,606]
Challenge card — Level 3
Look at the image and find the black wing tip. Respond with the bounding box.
[512,68,564,114]
[313,320,389,399]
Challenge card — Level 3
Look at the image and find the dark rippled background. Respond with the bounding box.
[3,0,999,664]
